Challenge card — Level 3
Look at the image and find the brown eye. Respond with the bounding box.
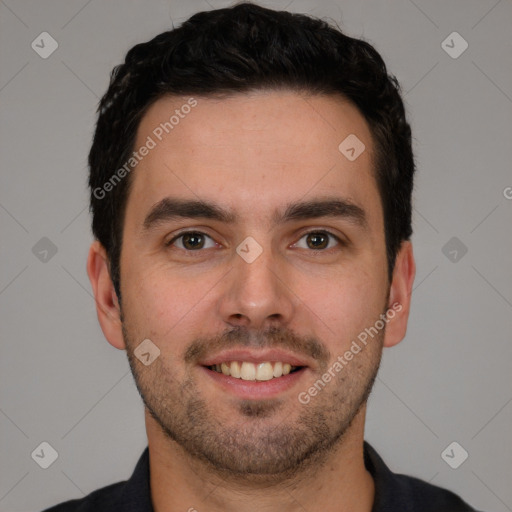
[306,232,329,249]
[294,231,341,251]
[182,233,205,250]
[167,231,215,251]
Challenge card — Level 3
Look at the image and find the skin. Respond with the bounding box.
[87,90,415,512]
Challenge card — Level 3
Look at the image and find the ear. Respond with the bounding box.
[383,240,416,348]
[86,240,126,350]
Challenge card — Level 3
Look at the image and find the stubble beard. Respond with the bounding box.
[123,321,384,483]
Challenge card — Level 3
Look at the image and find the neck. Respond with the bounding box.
[147,406,374,512]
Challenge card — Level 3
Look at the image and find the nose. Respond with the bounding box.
[216,242,296,331]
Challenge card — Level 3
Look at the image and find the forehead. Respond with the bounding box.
[127,90,382,231]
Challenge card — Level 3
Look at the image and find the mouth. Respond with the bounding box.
[206,361,304,381]
[198,349,311,400]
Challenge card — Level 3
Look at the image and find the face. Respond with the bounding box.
[109,91,398,477]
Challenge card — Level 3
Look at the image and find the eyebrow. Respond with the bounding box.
[142,196,369,232]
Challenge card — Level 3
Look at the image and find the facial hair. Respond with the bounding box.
[123,318,384,483]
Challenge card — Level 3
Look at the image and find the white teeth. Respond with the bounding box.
[240,362,256,380]
[256,362,274,381]
[210,361,300,381]
[230,361,241,378]
[221,362,230,376]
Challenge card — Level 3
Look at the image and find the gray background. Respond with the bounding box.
[1,0,511,511]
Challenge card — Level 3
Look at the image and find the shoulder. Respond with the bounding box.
[41,481,125,512]
[387,471,482,511]
[364,441,484,512]
[40,447,152,512]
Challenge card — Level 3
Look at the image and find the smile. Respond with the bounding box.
[208,361,302,381]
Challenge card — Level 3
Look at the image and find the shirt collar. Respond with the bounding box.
[118,446,154,511]
[120,441,405,511]
[364,440,405,510]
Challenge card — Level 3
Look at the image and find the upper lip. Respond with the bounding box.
[199,349,311,368]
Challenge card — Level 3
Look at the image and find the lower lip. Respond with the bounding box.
[199,366,308,399]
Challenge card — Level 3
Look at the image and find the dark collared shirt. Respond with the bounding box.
[42,441,482,511]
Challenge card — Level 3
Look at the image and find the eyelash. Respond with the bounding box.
[165,229,344,253]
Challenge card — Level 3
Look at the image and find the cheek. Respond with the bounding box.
[121,257,220,338]
[295,266,386,345]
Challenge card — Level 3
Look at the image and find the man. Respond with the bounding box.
[43,2,483,511]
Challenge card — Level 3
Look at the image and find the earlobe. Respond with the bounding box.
[86,240,126,350]
[383,240,416,348]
